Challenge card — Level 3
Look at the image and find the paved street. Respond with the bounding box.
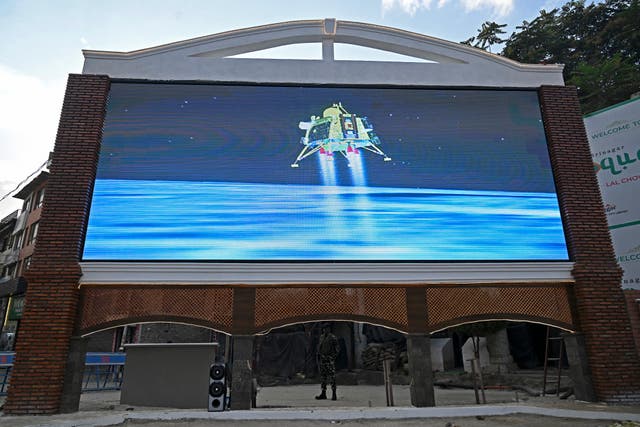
[1,384,640,426]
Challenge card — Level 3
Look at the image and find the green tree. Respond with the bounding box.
[463,0,640,113]
[461,21,507,53]
[570,54,640,112]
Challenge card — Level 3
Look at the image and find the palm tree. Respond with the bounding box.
[474,21,507,53]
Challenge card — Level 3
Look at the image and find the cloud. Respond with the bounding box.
[541,0,566,12]
[382,0,435,16]
[0,64,62,217]
[460,0,513,16]
[382,0,513,16]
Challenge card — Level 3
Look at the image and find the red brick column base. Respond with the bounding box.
[540,85,640,404]
[4,74,110,414]
[624,290,640,358]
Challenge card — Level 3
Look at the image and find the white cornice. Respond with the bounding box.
[82,19,564,87]
[79,262,574,286]
[83,20,325,60]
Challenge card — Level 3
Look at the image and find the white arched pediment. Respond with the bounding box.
[83,18,564,87]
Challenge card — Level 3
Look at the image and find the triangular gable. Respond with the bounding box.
[83,19,564,87]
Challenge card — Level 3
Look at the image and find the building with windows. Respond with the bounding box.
[0,171,48,350]
[0,210,19,345]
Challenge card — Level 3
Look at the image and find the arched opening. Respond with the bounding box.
[252,319,576,408]
[65,322,230,412]
[7,314,580,412]
[430,320,575,403]
[85,321,227,352]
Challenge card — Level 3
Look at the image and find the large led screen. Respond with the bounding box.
[82,83,568,261]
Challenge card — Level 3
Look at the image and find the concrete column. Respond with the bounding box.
[406,333,435,407]
[563,333,597,402]
[322,39,334,61]
[230,335,254,410]
[59,336,89,413]
[486,328,515,374]
[322,18,336,62]
[354,323,367,368]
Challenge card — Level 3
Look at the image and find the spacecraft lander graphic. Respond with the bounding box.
[291,103,392,167]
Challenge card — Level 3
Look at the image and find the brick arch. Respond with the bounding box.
[253,287,409,334]
[79,316,232,337]
[78,286,234,336]
[429,315,575,334]
[425,285,575,333]
[254,315,407,335]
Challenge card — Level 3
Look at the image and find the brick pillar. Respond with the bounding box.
[229,287,255,409]
[405,287,435,407]
[406,333,435,407]
[563,333,596,401]
[540,85,640,403]
[4,74,110,414]
[229,335,254,410]
[624,290,640,356]
[59,336,90,413]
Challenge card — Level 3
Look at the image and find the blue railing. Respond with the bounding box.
[82,352,126,392]
[0,352,126,395]
[0,352,14,395]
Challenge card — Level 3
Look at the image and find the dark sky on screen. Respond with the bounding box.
[98,82,556,193]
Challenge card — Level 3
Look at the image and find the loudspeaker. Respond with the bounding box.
[208,363,227,411]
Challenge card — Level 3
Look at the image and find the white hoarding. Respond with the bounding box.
[585,97,640,289]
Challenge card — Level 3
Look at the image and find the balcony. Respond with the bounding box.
[0,249,18,266]
[13,212,27,233]
[0,277,27,298]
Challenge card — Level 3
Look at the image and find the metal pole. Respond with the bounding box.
[468,358,480,404]
[556,338,564,396]
[542,326,550,396]
[383,358,394,406]
[476,359,487,404]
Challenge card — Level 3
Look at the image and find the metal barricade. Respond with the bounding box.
[0,352,126,395]
[83,353,126,392]
[0,352,14,395]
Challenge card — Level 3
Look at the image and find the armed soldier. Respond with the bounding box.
[315,323,340,400]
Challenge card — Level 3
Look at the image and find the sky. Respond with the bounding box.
[0,0,574,218]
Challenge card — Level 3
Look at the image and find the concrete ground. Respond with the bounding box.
[1,385,640,426]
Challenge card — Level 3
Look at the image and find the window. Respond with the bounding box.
[13,231,23,250]
[4,263,17,278]
[27,222,39,245]
[1,236,11,252]
[35,189,45,209]
[21,256,32,273]
[22,197,32,213]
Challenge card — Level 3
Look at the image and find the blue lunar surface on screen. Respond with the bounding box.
[82,83,569,261]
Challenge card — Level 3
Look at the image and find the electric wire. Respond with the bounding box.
[0,159,49,203]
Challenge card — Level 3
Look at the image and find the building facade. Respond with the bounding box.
[0,172,48,351]
[4,20,640,414]
[0,210,19,345]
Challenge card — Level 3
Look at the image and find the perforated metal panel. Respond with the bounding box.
[255,287,408,331]
[426,285,574,331]
[79,286,234,334]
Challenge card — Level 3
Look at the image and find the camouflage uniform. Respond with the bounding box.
[317,327,340,399]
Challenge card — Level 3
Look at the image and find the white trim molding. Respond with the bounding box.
[82,19,564,87]
[79,261,575,286]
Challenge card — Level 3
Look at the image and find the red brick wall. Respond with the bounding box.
[540,85,640,404]
[624,290,640,356]
[3,74,110,414]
